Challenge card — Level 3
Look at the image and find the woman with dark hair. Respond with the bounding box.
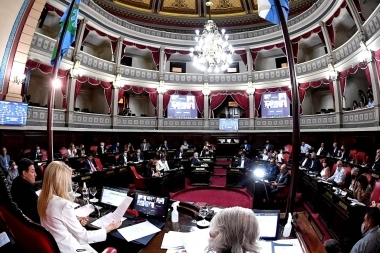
[353,100,359,110]
[354,174,372,205]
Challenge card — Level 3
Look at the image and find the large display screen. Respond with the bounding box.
[133,191,169,219]
[167,94,197,119]
[219,119,239,131]
[253,210,280,240]
[0,101,28,126]
[261,91,290,118]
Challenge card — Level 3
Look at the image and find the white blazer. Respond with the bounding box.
[156,160,169,171]
[41,195,106,253]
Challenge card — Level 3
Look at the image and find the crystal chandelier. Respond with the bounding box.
[190,1,234,73]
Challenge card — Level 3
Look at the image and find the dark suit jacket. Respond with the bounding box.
[240,143,251,151]
[309,158,320,171]
[84,159,97,172]
[175,151,186,159]
[316,147,327,156]
[237,157,250,169]
[300,157,311,167]
[77,148,87,157]
[267,164,280,177]
[11,177,40,223]
[161,144,169,150]
[0,154,10,173]
[191,157,201,166]
[331,147,339,157]
[372,157,380,171]
[200,150,212,157]
[133,152,144,162]
[30,150,42,160]
[97,147,106,155]
[140,142,151,151]
[265,144,274,152]
[118,155,129,165]
[275,172,291,186]
[109,145,122,153]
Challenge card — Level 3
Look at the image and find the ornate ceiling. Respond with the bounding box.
[93,0,318,32]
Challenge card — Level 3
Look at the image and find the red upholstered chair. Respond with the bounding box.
[90,145,98,154]
[23,149,31,157]
[283,154,290,164]
[355,152,367,165]
[59,147,68,158]
[284,144,292,154]
[365,173,372,183]
[349,149,357,160]
[130,166,147,190]
[40,149,48,161]
[106,144,112,151]
[115,154,120,165]
[343,167,352,188]
[94,157,104,171]
[331,163,337,176]
[102,248,117,253]
[39,163,47,177]
[370,180,380,204]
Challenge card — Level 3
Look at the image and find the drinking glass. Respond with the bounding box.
[72,182,81,197]
[82,188,89,204]
[89,187,98,202]
[197,206,210,227]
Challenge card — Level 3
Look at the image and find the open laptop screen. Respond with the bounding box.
[100,186,129,208]
[253,209,280,240]
[133,191,169,220]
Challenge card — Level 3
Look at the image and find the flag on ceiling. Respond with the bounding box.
[258,0,289,25]
[51,0,81,66]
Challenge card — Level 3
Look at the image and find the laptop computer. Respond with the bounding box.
[132,191,170,221]
[253,209,281,241]
[99,186,130,216]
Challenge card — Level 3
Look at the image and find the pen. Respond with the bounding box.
[76,249,86,252]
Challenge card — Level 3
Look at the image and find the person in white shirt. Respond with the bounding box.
[261,149,269,161]
[367,97,374,108]
[300,142,312,154]
[156,156,170,172]
[276,149,284,163]
[181,141,189,150]
[38,161,121,253]
[67,143,77,158]
[316,143,325,156]
[327,160,346,186]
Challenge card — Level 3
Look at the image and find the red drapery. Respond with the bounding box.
[298,79,332,113]
[339,62,370,95]
[164,49,190,61]
[231,93,249,118]
[82,25,118,56]
[25,60,69,108]
[374,49,380,82]
[209,92,228,118]
[234,50,248,66]
[122,41,160,70]
[346,0,365,22]
[326,1,348,48]
[45,3,63,16]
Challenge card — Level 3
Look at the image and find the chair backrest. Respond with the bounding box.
[371,180,380,203]
[331,163,337,175]
[90,146,98,153]
[130,166,146,190]
[284,144,292,154]
[365,173,372,183]
[106,144,112,150]
[349,149,357,159]
[344,167,352,188]
[130,166,143,179]
[0,167,60,253]
[283,154,290,164]
[355,152,367,164]
[115,154,120,164]
[23,149,31,155]
[94,158,103,170]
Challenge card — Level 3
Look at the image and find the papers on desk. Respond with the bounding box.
[74,204,95,217]
[273,239,303,253]
[117,221,161,242]
[161,231,183,250]
[91,213,127,228]
[347,197,366,206]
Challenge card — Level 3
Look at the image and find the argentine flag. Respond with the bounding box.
[258,0,289,25]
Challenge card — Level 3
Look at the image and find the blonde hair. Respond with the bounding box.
[38,161,74,220]
[208,206,260,253]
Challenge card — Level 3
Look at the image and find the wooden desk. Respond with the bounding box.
[294,213,326,253]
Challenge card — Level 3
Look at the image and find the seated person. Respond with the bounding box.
[118,150,129,166]
[260,149,269,161]
[156,147,167,159]
[84,153,98,172]
[77,144,87,157]
[348,167,360,191]
[372,149,380,171]
[265,158,279,181]
[67,143,77,158]
[191,152,202,166]
[320,161,331,180]
[240,140,251,152]
[156,155,170,172]
[200,146,212,158]
[124,143,135,153]
[109,142,121,153]
[38,161,121,253]
[316,142,327,156]
[237,152,250,169]
[30,145,43,161]
[207,206,260,253]
[140,139,151,151]
[0,146,10,175]
[331,142,339,157]
[133,149,144,162]
[309,152,320,171]
[143,159,160,178]
[10,158,39,223]
[274,150,284,163]
[97,142,107,155]
[323,239,341,253]
[337,145,348,160]
[350,208,380,253]
[6,160,19,188]
[181,141,189,150]
[300,152,311,168]
[161,140,169,150]
[327,160,346,186]
[175,147,186,159]
[269,164,291,195]
[264,140,274,152]
[353,175,372,205]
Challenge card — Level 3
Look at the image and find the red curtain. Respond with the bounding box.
[122,41,159,70]
[298,79,333,113]
[149,92,158,116]
[375,49,380,81]
[165,49,190,61]
[84,25,118,55]
[234,50,248,66]
[209,93,227,118]
[231,93,249,118]
[45,3,63,16]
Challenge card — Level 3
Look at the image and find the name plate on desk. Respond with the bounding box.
[325,192,333,199]
[196,168,205,171]
[106,170,114,175]
[119,168,126,172]
[202,159,211,162]
[339,201,348,210]
[371,173,379,179]
[231,169,239,172]
[181,159,188,162]
[81,176,91,181]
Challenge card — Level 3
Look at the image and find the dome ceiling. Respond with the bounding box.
[93,0,317,32]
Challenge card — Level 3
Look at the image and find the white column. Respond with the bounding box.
[332,79,343,127]
[64,77,76,126]
[115,36,124,66]
[246,47,253,76]
[159,46,165,76]
[346,0,364,37]
[367,60,380,121]
[73,18,88,61]
[111,87,119,128]
[157,91,164,129]
[203,94,209,119]
[320,22,334,55]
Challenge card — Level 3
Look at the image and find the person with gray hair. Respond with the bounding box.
[323,239,340,253]
[207,206,260,253]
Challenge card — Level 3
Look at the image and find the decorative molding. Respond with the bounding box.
[343,108,376,124]
[78,52,115,74]
[31,33,73,60]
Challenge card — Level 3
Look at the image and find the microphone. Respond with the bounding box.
[92,203,101,218]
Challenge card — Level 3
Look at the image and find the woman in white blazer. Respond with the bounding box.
[37,161,121,253]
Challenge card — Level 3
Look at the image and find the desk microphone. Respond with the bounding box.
[92,203,101,218]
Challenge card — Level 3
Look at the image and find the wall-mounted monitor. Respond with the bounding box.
[167,94,197,118]
[219,118,238,131]
[261,91,290,118]
[0,101,28,126]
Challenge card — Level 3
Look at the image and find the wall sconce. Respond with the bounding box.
[326,63,338,81]
[70,61,83,78]
[359,41,372,62]
[202,82,211,96]
[157,80,166,94]
[13,73,26,85]
[246,81,255,94]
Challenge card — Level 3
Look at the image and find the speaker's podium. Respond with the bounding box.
[190,166,210,186]
[164,168,186,192]
[246,178,271,209]
[226,167,245,188]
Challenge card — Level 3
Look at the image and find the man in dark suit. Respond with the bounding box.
[175,147,186,159]
[97,142,107,155]
[309,152,320,171]
[133,149,144,162]
[161,140,169,150]
[109,142,121,153]
[10,158,39,223]
[237,153,250,169]
[264,140,274,152]
[118,151,129,166]
[240,140,251,152]
[191,152,202,166]
[84,154,98,172]
[372,149,380,171]
[270,164,290,195]
[30,145,42,161]
[331,142,339,157]
[0,147,11,175]
[316,143,327,156]
[300,152,311,167]
[265,158,279,181]
[140,139,151,151]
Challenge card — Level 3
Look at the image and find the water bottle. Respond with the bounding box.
[82,182,89,204]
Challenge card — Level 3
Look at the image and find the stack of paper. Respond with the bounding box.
[117,221,161,242]
[161,231,184,250]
